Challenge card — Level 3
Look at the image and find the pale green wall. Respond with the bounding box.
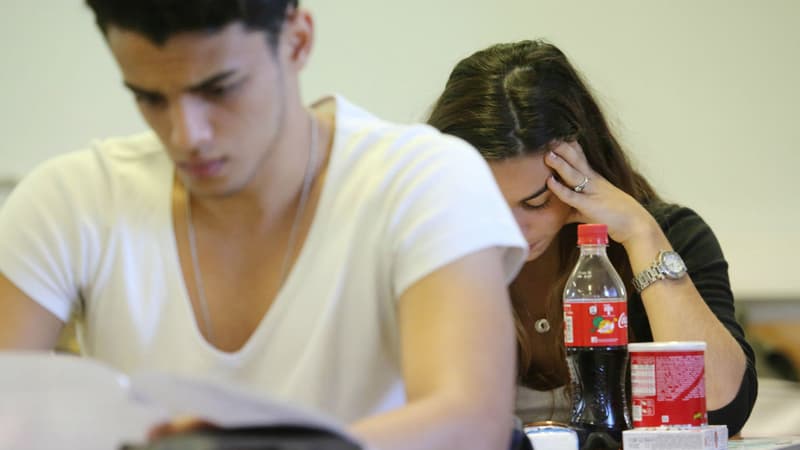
[1,1,798,298]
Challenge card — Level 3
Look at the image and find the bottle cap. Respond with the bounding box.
[577,223,608,245]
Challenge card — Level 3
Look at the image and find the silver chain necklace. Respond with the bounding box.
[185,114,319,343]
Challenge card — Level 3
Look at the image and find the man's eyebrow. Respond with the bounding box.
[123,81,158,97]
[186,70,237,92]
[122,70,238,96]
[520,184,549,203]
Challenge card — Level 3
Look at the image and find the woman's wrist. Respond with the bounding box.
[619,211,663,249]
[619,213,674,275]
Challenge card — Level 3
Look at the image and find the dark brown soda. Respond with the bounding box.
[566,346,631,450]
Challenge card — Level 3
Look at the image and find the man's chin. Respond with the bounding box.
[183,180,242,199]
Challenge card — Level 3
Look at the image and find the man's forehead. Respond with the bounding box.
[107,23,267,91]
[106,22,256,52]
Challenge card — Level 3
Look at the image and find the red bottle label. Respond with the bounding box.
[563,299,628,347]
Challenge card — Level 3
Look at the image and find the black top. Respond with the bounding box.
[629,201,758,436]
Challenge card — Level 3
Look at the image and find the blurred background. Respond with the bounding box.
[1,0,798,437]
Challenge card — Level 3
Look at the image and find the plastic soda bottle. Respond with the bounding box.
[563,223,632,449]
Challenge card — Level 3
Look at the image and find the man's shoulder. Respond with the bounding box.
[15,131,169,210]
[36,131,162,170]
[332,96,479,166]
[41,131,166,181]
[346,97,464,137]
[90,131,166,165]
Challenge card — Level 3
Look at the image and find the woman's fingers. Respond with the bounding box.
[548,165,654,245]
[544,141,661,245]
[545,141,596,192]
[546,151,590,193]
[546,140,631,231]
[553,141,592,174]
[547,173,589,223]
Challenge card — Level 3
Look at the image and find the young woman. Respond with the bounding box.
[428,40,757,436]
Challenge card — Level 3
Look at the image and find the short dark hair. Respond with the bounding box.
[85,0,299,47]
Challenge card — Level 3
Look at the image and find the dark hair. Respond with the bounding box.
[85,0,299,47]
[428,40,660,391]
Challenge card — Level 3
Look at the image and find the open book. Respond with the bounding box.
[0,352,364,450]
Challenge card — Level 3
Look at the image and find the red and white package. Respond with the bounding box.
[629,341,707,428]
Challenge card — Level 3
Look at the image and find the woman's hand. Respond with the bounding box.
[544,140,657,247]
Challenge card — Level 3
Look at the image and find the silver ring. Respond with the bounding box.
[572,176,589,193]
[534,318,551,334]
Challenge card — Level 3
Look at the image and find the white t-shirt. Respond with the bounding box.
[0,96,527,423]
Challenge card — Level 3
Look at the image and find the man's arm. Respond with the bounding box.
[349,247,516,450]
[0,273,63,350]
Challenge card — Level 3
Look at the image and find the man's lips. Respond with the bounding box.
[178,158,225,178]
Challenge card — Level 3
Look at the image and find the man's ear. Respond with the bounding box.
[281,7,314,71]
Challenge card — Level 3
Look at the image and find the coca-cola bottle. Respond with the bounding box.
[563,224,631,450]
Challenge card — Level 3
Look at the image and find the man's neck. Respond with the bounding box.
[184,102,334,236]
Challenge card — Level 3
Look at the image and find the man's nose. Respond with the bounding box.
[169,98,212,153]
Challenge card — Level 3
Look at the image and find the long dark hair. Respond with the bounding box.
[85,0,299,48]
[428,40,660,390]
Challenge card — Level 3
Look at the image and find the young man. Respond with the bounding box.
[0,1,527,449]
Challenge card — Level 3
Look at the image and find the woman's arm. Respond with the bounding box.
[544,141,751,413]
[349,247,517,450]
[634,203,757,434]
[614,214,747,410]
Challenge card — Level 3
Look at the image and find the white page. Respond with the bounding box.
[129,371,352,431]
[0,353,361,450]
[0,353,162,450]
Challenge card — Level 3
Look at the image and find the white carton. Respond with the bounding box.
[523,425,579,450]
[622,425,728,450]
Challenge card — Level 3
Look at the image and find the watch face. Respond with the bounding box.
[661,251,686,278]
